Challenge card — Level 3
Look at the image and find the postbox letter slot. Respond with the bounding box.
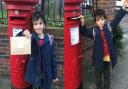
[67,17,79,20]
[10,17,25,21]
[10,17,26,24]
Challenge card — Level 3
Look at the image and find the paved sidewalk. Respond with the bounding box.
[0,78,11,89]
[111,46,128,89]
[111,14,128,89]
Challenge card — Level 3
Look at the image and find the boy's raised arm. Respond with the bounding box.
[79,15,94,39]
[111,0,128,31]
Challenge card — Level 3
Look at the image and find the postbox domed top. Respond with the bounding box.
[3,0,39,10]
[3,0,39,5]
[65,0,83,4]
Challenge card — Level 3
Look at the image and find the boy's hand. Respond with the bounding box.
[53,78,59,84]
[122,0,128,10]
[78,15,85,26]
[23,29,32,39]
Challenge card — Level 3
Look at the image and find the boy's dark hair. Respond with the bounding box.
[94,9,107,21]
[32,11,46,25]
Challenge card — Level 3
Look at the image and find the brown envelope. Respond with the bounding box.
[10,37,31,55]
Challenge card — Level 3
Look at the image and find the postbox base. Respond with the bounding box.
[10,55,30,89]
[11,84,32,89]
[77,82,83,89]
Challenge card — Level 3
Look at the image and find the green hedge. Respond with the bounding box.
[113,25,124,56]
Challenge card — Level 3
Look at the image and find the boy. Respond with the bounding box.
[18,11,58,89]
[79,0,128,89]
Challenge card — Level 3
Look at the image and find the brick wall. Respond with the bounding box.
[82,37,94,71]
[0,26,10,78]
[46,28,64,88]
[93,0,115,20]
[0,26,64,88]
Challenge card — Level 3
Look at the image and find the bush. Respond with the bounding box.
[113,25,124,56]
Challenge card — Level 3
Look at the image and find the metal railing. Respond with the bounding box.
[0,1,7,24]
[41,0,64,27]
[80,0,96,25]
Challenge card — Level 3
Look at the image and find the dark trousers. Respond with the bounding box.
[33,79,44,89]
[95,62,111,89]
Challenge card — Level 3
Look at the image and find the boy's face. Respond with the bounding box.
[96,16,106,30]
[33,18,45,35]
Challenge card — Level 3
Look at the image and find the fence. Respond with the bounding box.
[80,0,97,26]
[0,2,7,24]
[41,0,64,27]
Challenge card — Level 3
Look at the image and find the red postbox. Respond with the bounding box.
[3,0,38,88]
[64,0,83,89]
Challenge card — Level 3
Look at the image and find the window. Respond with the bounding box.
[116,0,122,7]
